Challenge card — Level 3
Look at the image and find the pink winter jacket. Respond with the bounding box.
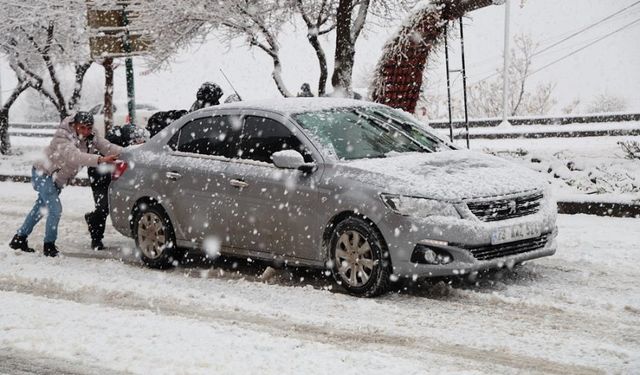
[33,115,124,188]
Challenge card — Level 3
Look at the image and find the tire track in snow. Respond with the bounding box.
[0,348,128,375]
[0,277,605,375]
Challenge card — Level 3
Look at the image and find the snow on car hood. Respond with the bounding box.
[341,150,546,201]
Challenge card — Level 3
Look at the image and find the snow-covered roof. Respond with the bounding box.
[199,98,382,116]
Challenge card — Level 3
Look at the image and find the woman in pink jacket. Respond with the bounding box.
[9,112,122,257]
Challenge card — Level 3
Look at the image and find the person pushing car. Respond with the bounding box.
[9,111,123,257]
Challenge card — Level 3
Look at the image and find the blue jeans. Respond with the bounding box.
[16,168,62,243]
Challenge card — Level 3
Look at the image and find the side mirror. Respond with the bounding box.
[271,150,316,172]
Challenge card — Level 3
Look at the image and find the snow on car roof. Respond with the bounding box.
[201,97,383,115]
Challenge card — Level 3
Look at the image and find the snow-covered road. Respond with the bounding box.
[0,182,638,374]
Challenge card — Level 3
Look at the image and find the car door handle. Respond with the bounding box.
[166,171,182,181]
[230,179,249,188]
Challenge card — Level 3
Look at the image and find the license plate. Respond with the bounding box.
[491,223,541,245]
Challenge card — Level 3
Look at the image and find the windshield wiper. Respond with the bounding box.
[351,109,391,133]
[357,109,434,152]
[371,110,444,147]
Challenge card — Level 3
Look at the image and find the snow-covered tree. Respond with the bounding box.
[135,0,295,97]
[0,0,94,152]
[0,69,30,154]
[0,0,93,119]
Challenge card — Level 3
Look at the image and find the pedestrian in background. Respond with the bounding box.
[189,82,224,112]
[297,83,314,97]
[9,112,122,257]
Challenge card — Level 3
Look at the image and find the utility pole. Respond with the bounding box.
[499,0,511,127]
[0,57,3,108]
[460,17,470,149]
[122,4,136,127]
[444,24,454,143]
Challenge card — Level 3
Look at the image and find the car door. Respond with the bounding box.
[161,115,240,246]
[225,114,323,260]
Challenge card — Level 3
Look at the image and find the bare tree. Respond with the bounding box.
[331,0,419,96]
[586,93,628,114]
[468,33,557,117]
[294,0,338,96]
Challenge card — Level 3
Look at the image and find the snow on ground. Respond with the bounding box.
[463,134,640,203]
[0,181,638,374]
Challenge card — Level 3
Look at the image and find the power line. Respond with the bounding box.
[469,2,640,70]
[533,0,640,57]
[466,1,640,87]
[526,17,640,78]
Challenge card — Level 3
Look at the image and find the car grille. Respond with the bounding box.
[467,191,543,222]
[464,233,550,261]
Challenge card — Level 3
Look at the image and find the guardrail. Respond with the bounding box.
[8,112,640,140]
[428,112,640,129]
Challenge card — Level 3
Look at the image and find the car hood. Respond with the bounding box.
[339,150,546,201]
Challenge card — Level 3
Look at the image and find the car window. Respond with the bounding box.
[293,108,426,160]
[238,116,313,163]
[171,116,240,157]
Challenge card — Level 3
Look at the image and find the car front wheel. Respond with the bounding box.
[329,217,391,297]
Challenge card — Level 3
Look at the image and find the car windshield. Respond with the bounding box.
[293,106,450,160]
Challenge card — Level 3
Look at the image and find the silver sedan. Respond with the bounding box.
[109,98,557,297]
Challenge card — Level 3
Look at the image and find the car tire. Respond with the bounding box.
[133,202,181,269]
[329,217,391,297]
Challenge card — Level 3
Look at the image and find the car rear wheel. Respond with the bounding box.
[329,217,391,297]
[133,203,181,269]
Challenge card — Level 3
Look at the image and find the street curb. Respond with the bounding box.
[2,174,637,219]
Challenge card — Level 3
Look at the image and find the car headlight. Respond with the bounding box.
[380,194,460,218]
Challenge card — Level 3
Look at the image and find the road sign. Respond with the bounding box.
[86,1,151,58]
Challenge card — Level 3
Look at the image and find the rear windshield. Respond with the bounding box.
[293,107,450,160]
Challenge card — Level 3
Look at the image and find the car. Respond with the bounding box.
[108,98,557,297]
[89,101,160,137]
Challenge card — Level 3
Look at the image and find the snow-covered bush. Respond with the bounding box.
[618,141,640,160]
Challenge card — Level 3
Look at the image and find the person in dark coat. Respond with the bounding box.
[189,82,223,112]
[84,124,148,250]
[297,83,314,97]
[146,109,188,138]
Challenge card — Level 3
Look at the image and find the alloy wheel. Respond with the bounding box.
[137,212,167,260]
[334,230,376,287]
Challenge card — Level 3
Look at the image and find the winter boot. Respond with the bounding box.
[43,242,59,257]
[84,212,94,234]
[91,239,105,251]
[9,234,35,253]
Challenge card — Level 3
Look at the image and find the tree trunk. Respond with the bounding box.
[271,53,292,97]
[0,110,10,155]
[308,33,328,96]
[0,80,30,155]
[103,58,115,133]
[331,0,355,96]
